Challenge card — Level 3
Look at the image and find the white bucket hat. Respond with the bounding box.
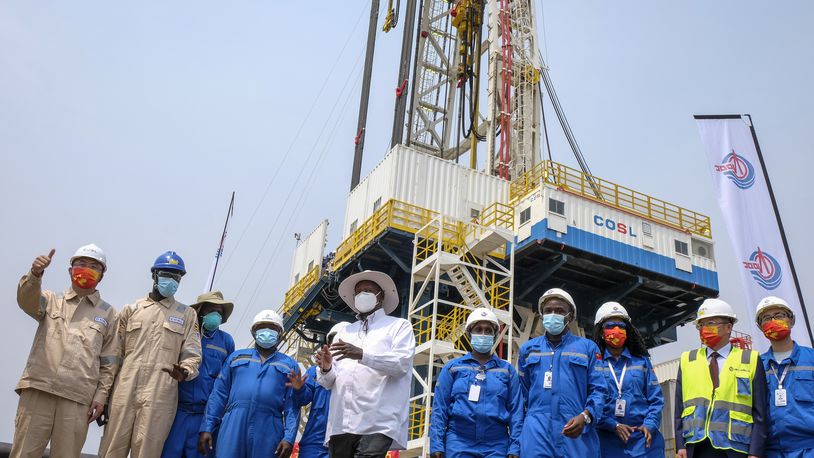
[338,270,399,314]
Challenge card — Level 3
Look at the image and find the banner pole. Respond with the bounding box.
[744,114,814,344]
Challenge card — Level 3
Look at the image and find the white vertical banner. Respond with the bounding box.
[695,115,811,348]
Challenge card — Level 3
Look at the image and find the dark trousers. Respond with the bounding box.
[328,433,394,458]
[689,439,747,458]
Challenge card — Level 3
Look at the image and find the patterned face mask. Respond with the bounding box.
[71,267,101,290]
[603,327,627,348]
[761,319,791,341]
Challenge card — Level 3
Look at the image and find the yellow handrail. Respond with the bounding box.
[282,266,321,315]
[509,160,712,237]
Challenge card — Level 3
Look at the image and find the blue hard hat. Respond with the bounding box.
[151,251,187,275]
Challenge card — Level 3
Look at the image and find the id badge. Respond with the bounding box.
[775,388,787,407]
[615,398,626,417]
[468,384,481,402]
[543,371,553,389]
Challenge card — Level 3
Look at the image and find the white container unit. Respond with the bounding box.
[342,144,510,238]
[289,219,329,288]
[513,184,717,290]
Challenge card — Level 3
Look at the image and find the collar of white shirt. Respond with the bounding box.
[706,342,732,362]
[357,307,386,324]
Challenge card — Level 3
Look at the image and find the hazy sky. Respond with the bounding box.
[1,1,812,452]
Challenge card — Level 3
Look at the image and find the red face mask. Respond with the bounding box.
[699,325,724,348]
[603,327,627,348]
[762,319,791,341]
[71,267,101,290]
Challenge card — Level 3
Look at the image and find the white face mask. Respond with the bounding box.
[355,291,379,313]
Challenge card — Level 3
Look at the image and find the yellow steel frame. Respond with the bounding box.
[509,160,712,237]
[282,200,514,341]
[334,199,441,271]
[282,265,321,316]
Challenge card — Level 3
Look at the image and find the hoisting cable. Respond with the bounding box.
[212,3,369,284]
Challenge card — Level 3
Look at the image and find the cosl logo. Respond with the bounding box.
[593,215,637,237]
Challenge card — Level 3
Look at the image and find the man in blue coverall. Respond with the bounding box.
[756,296,814,458]
[161,291,235,457]
[430,307,524,458]
[286,321,349,458]
[517,288,607,457]
[198,309,299,458]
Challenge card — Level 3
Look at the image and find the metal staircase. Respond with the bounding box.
[405,210,515,457]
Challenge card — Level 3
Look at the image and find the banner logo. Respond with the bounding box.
[714,150,755,189]
[742,247,782,290]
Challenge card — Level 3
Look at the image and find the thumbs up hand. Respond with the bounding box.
[31,249,55,277]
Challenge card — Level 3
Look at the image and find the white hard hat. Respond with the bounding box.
[252,309,283,332]
[594,301,630,325]
[465,307,499,333]
[695,298,738,324]
[70,244,107,271]
[327,321,350,340]
[538,288,576,315]
[755,296,793,324]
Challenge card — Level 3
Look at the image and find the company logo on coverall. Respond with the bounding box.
[593,215,637,237]
[743,247,782,290]
[715,150,756,189]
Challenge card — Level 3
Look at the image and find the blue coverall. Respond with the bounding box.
[517,331,607,457]
[429,353,524,457]
[293,365,331,458]
[162,329,235,458]
[201,348,300,458]
[596,348,664,458]
[762,342,814,458]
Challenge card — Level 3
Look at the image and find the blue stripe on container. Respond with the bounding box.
[516,219,719,291]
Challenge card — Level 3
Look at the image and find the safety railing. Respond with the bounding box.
[413,305,469,347]
[334,200,443,271]
[281,266,321,316]
[509,160,712,237]
[409,402,427,441]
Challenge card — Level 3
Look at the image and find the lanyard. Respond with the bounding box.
[771,362,791,389]
[608,360,628,398]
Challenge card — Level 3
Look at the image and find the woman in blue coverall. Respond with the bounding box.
[429,307,524,458]
[198,309,300,458]
[592,302,664,458]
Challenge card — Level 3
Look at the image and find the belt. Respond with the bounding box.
[225,400,283,418]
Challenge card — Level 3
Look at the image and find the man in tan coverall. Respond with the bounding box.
[99,251,202,458]
[12,244,119,458]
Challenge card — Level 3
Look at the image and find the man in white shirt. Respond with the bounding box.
[316,270,416,458]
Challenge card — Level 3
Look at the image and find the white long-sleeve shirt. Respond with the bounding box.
[318,308,416,450]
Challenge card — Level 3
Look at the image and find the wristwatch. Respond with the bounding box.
[581,411,592,424]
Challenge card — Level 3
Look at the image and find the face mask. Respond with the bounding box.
[543,313,566,335]
[470,334,495,353]
[700,325,724,348]
[156,277,179,297]
[355,292,379,314]
[762,319,791,341]
[603,327,627,348]
[202,312,222,332]
[255,329,279,349]
[71,267,101,290]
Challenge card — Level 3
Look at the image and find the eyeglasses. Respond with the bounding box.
[759,312,790,324]
[603,321,627,330]
[72,259,104,272]
[695,320,729,329]
[156,271,183,281]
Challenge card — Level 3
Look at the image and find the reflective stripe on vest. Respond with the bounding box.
[679,347,758,454]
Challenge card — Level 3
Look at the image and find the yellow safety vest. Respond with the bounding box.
[679,347,758,454]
